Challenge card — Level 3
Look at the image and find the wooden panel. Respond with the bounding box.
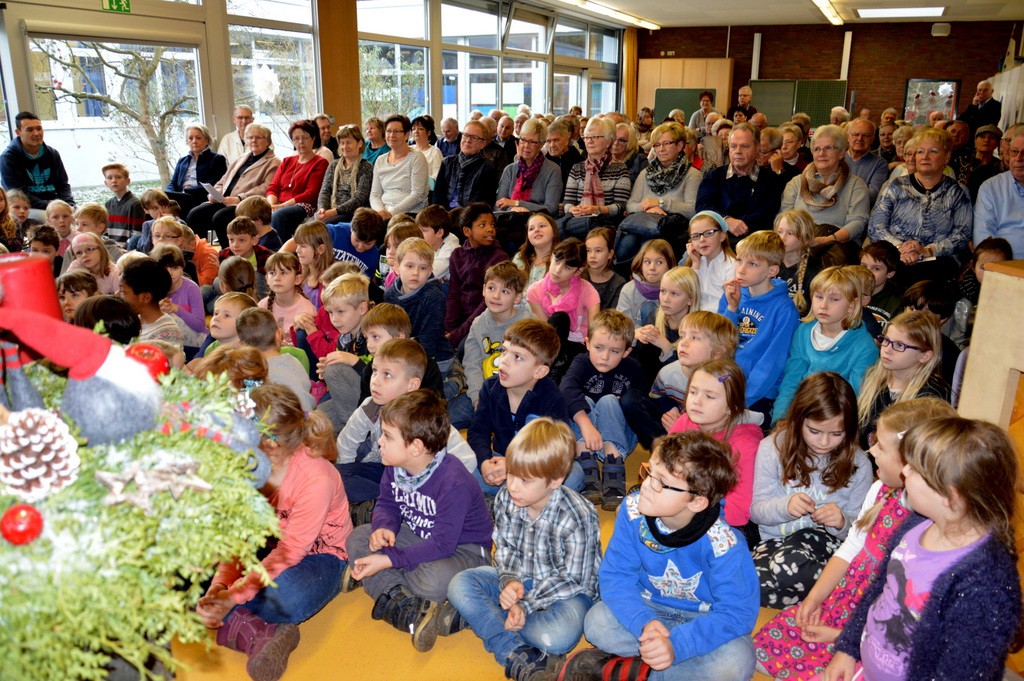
[660,59,684,88]
[637,59,662,111]
[317,0,362,125]
[682,58,707,88]
[705,58,734,110]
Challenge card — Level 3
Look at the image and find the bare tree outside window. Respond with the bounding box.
[359,41,427,121]
[30,38,200,186]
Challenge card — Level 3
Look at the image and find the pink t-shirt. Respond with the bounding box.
[526,276,600,343]
[668,413,762,527]
[213,447,351,604]
[259,294,316,346]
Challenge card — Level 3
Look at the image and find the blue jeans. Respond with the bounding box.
[230,553,346,625]
[335,461,385,504]
[448,566,593,664]
[614,212,662,267]
[569,395,638,460]
[473,458,586,495]
[584,601,755,681]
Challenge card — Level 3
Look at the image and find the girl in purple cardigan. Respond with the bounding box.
[822,416,1022,681]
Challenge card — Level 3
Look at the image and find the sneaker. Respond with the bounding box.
[383,587,429,635]
[349,499,376,527]
[340,561,361,593]
[246,623,300,681]
[601,455,626,512]
[412,599,464,652]
[505,645,564,681]
[371,584,408,621]
[577,451,602,505]
[557,648,651,681]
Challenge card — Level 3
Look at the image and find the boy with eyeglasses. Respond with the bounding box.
[561,430,759,681]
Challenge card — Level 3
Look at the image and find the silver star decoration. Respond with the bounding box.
[95,460,212,515]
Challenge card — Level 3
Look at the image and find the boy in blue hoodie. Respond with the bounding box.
[467,318,582,496]
[561,431,759,681]
[718,230,799,420]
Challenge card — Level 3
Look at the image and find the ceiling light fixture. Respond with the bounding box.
[857,7,945,18]
[551,0,660,30]
[813,0,844,25]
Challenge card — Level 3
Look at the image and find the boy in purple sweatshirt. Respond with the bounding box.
[445,202,508,345]
[346,389,493,652]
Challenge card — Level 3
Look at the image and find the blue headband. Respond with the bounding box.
[691,210,728,233]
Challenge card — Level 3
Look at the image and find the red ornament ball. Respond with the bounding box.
[1,504,44,545]
[126,343,171,381]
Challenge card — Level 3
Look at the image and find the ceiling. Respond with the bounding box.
[545,0,1024,28]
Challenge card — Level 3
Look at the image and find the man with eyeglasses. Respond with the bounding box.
[959,80,1002,135]
[844,119,888,204]
[974,123,1024,258]
[432,120,499,209]
[217,105,255,164]
[695,123,784,239]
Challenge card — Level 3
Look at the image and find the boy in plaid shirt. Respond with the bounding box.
[446,417,601,681]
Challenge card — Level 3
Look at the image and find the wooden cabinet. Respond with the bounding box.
[637,58,734,111]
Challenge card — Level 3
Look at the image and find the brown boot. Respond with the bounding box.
[216,607,300,681]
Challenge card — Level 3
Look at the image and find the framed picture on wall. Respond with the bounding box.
[903,79,960,125]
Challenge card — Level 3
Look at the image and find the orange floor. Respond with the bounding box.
[172,453,777,680]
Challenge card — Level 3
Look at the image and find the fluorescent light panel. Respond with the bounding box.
[552,0,660,30]
[813,0,844,25]
[856,6,945,18]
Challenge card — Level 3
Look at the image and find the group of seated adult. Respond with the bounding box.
[150,98,1017,294]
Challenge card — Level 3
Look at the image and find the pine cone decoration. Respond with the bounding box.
[0,408,80,501]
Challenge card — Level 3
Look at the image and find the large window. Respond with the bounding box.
[29,37,201,190]
[360,40,428,120]
[361,0,621,120]
[229,26,316,144]
[227,0,313,24]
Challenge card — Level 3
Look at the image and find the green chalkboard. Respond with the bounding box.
[653,88,716,123]
[750,79,848,128]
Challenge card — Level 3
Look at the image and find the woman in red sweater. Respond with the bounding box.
[267,119,329,241]
[197,383,351,681]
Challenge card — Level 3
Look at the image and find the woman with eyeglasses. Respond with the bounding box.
[869,128,973,283]
[369,114,429,220]
[315,125,374,225]
[558,117,632,239]
[856,310,948,449]
[611,123,648,186]
[266,119,330,241]
[494,118,563,251]
[613,122,702,268]
[188,123,280,248]
[779,124,870,265]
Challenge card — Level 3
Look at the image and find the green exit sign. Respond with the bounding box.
[102,0,131,13]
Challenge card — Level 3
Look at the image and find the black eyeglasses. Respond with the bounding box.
[689,228,721,242]
[639,462,698,495]
[877,335,924,353]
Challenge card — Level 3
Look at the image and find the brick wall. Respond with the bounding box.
[638,22,1016,117]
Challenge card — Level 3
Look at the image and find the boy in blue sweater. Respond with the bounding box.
[468,318,582,496]
[384,237,455,370]
[718,230,799,420]
[560,309,649,510]
[562,431,759,681]
[448,418,602,681]
[346,389,492,652]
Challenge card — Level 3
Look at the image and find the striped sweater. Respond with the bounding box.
[562,160,632,216]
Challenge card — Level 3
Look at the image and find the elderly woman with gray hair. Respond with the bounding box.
[558,116,632,238]
[614,122,701,266]
[494,118,563,251]
[187,123,279,246]
[167,123,228,219]
[779,124,870,262]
